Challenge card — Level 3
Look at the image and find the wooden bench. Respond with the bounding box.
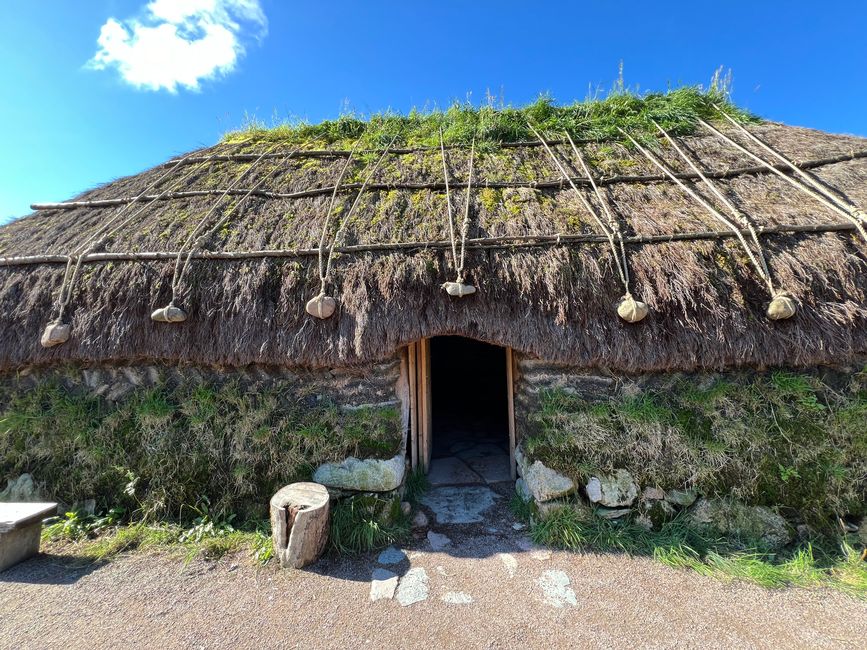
[0,502,57,572]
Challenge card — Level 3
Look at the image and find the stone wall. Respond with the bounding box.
[512,353,867,442]
[0,354,411,518]
[6,356,406,416]
[510,353,867,538]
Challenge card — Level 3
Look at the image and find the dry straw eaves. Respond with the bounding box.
[1,120,867,372]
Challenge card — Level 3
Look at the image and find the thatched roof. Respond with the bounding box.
[2,97,867,372]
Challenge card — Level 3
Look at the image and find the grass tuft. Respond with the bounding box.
[529,509,867,597]
[328,495,410,554]
[223,83,756,150]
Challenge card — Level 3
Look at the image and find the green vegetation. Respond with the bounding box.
[512,503,866,597]
[224,82,756,150]
[0,377,403,521]
[403,467,430,505]
[328,494,410,554]
[41,507,273,564]
[524,369,867,530]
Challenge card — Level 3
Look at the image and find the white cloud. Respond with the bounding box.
[88,0,267,92]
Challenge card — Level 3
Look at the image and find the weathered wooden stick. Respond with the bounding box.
[163,136,615,166]
[0,222,859,268]
[31,150,867,212]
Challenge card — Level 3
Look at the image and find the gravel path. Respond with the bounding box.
[2,487,865,649]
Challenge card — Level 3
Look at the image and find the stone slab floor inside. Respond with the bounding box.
[427,421,512,486]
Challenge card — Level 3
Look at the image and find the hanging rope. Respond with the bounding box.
[163,146,300,322]
[316,141,362,291]
[306,135,399,318]
[651,122,779,290]
[621,126,797,320]
[305,141,360,320]
[39,145,237,347]
[698,116,867,245]
[154,144,284,323]
[714,106,867,227]
[439,130,477,297]
[565,132,631,289]
[529,123,647,322]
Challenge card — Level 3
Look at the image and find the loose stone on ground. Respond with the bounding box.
[396,567,429,606]
[537,570,578,608]
[376,546,406,566]
[312,453,406,492]
[427,531,452,551]
[369,568,399,602]
[497,552,518,577]
[441,591,473,604]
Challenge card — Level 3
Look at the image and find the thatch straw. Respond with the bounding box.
[1,121,866,371]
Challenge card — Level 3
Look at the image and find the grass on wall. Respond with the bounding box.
[523,369,867,530]
[0,379,403,522]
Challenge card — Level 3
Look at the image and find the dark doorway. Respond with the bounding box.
[427,336,511,484]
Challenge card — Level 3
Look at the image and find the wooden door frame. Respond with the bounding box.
[408,338,516,478]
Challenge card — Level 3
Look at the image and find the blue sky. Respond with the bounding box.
[1,1,866,224]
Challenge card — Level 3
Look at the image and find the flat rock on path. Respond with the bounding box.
[537,569,577,608]
[441,591,473,604]
[420,486,500,524]
[377,546,407,565]
[396,567,429,607]
[465,455,512,484]
[427,531,453,551]
[369,568,399,601]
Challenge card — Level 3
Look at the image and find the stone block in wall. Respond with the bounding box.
[312,452,407,493]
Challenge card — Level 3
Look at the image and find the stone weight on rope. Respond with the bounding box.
[306,294,336,319]
[766,293,797,321]
[617,295,649,323]
[40,321,70,348]
[442,281,476,297]
[151,305,188,323]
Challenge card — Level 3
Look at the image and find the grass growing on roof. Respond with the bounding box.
[223,85,758,150]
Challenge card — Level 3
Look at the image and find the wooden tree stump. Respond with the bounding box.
[269,482,330,569]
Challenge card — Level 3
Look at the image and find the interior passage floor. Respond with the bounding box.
[427,421,511,486]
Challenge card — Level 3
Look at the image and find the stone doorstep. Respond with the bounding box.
[0,502,57,573]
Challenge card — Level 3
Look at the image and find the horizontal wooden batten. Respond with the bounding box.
[30,150,867,212]
[0,222,859,269]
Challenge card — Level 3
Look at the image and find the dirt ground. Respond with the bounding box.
[2,490,866,650]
